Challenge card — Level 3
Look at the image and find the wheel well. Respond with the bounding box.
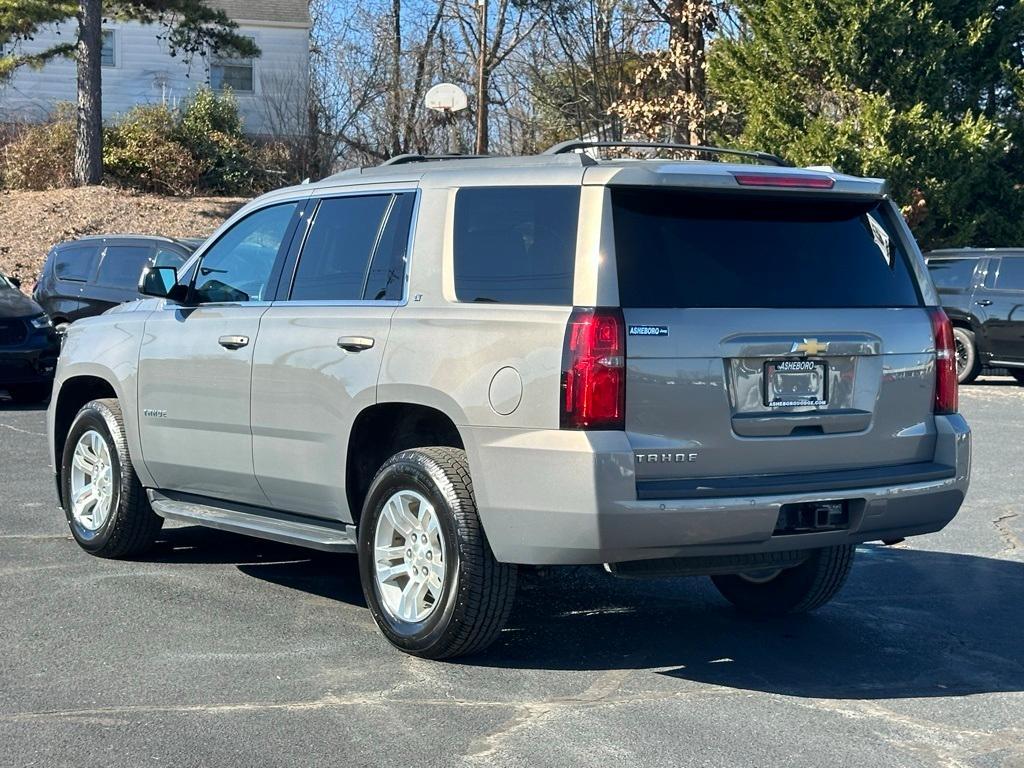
[346,403,463,521]
[54,376,117,498]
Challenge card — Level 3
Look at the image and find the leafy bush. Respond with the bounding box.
[103,104,201,195]
[0,88,289,196]
[0,103,76,190]
[174,88,277,195]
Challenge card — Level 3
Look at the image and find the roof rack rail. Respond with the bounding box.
[381,153,490,166]
[542,140,790,167]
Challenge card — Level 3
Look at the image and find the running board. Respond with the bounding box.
[147,490,357,553]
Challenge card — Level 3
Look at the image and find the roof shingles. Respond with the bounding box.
[208,0,310,26]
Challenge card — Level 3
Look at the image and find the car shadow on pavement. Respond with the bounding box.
[469,545,1024,700]
[0,398,49,411]
[149,525,367,607]
[145,528,1024,700]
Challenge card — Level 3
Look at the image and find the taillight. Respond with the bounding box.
[560,307,626,429]
[731,172,835,189]
[929,307,958,414]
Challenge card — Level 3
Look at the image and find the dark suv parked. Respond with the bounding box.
[0,272,60,403]
[33,235,199,331]
[926,248,1024,384]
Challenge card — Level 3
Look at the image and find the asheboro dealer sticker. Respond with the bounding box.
[628,325,669,337]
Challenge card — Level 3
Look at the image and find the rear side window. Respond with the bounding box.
[290,195,393,301]
[95,245,153,289]
[54,246,99,282]
[994,258,1024,291]
[927,258,979,291]
[612,190,922,308]
[453,186,579,305]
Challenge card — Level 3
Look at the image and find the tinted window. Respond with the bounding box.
[95,245,153,289]
[364,194,415,301]
[290,195,391,301]
[612,190,921,308]
[453,187,579,305]
[927,258,978,290]
[193,203,297,303]
[995,258,1024,291]
[55,246,99,282]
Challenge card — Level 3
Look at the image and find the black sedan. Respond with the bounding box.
[0,273,60,404]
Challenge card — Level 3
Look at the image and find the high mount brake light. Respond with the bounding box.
[928,307,958,415]
[560,307,626,430]
[732,173,835,190]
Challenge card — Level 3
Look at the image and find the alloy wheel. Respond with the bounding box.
[69,429,114,532]
[373,490,447,623]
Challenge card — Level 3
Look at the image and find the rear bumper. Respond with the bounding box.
[465,414,971,565]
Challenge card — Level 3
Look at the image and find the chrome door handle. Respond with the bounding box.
[218,335,250,350]
[337,336,375,352]
[976,299,993,307]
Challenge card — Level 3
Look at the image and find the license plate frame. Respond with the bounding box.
[764,359,828,408]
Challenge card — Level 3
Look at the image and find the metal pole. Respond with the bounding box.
[475,0,487,154]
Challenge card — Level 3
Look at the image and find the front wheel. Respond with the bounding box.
[711,545,854,615]
[61,398,162,558]
[358,447,517,659]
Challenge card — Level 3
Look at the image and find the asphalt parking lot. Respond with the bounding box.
[1,380,1022,768]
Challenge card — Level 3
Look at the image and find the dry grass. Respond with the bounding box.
[0,186,245,286]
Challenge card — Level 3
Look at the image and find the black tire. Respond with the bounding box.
[711,545,854,616]
[357,447,517,659]
[952,327,980,384]
[60,398,162,558]
[6,383,51,404]
[1010,369,1024,385]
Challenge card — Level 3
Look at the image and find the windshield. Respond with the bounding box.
[612,189,922,308]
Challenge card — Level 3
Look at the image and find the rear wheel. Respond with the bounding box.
[711,545,854,615]
[952,327,980,384]
[61,398,162,558]
[358,447,517,659]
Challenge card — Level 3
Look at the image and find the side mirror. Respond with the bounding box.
[139,265,188,303]
[9,276,21,289]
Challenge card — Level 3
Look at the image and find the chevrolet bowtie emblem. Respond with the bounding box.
[791,338,829,356]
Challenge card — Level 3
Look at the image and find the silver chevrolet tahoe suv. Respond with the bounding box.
[48,141,971,659]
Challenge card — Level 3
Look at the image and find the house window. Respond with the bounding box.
[210,38,255,93]
[101,30,116,67]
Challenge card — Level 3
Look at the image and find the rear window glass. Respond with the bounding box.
[290,194,392,301]
[54,246,99,282]
[927,258,978,290]
[453,186,579,305]
[612,190,922,308]
[95,245,153,289]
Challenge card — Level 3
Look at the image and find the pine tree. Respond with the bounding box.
[709,0,1024,248]
[0,0,258,185]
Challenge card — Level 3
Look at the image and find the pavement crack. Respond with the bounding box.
[465,667,636,760]
[993,511,1022,557]
[794,698,1024,767]
[0,422,45,437]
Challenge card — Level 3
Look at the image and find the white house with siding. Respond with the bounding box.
[0,0,309,136]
